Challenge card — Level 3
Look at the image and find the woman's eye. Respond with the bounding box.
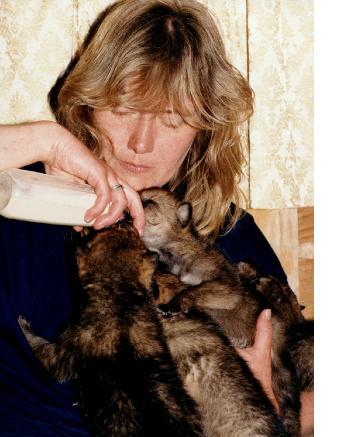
[112,108,136,117]
[161,113,183,129]
[114,112,130,116]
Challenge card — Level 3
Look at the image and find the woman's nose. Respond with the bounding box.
[127,114,155,154]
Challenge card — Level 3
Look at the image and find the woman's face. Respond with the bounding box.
[93,108,198,191]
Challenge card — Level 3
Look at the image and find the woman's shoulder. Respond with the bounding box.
[216,207,287,283]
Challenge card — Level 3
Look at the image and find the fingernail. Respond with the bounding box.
[265,309,271,320]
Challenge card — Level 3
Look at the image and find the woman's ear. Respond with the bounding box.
[177,203,192,228]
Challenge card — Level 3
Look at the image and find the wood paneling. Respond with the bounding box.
[248,207,314,319]
[298,208,314,319]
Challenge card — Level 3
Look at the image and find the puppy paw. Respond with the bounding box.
[18,315,32,335]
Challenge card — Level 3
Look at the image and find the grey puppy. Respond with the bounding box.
[18,223,203,437]
[141,188,313,437]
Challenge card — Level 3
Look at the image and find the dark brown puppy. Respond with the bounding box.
[18,223,203,437]
[141,188,313,437]
[237,262,314,393]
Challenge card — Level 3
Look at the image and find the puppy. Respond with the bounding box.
[141,188,313,436]
[154,272,289,437]
[237,262,314,393]
[19,223,203,437]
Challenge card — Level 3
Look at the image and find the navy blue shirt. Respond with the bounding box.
[0,172,286,436]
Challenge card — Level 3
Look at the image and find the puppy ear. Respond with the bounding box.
[237,261,258,279]
[177,203,192,227]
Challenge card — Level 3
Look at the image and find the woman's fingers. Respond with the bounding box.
[82,165,115,223]
[91,183,128,229]
[81,164,125,227]
[236,310,273,380]
[121,184,145,236]
[92,180,145,234]
[252,309,273,357]
[84,166,145,233]
[236,309,279,412]
[237,309,272,359]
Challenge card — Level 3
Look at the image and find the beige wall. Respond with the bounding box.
[0,0,313,209]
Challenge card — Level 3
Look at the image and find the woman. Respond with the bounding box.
[0,0,312,435]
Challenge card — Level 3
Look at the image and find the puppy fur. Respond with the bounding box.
[19,223,203,437]
[155,272,289,437]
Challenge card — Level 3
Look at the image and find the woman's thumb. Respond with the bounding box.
[253,309,273,352]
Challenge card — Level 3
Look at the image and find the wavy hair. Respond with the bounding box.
[52,0,254,238]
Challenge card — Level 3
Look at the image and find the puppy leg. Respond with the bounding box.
[272,356,301,437]
[18,316,76,382]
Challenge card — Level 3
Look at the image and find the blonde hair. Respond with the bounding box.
[52,0,254,238]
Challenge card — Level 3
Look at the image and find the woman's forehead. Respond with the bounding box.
[114,66,197,109]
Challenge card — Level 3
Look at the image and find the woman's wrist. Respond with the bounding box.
[30,120,63,165]
[0,121,54,171]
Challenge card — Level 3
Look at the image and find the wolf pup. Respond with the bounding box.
[154,272,289,437]
[18,223,203,437]
[237,262,314,394]
[141,188,313,437]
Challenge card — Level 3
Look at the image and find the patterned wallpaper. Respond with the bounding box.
[247,0,313,208]
[0,0,313,208]
[0,0,74,122]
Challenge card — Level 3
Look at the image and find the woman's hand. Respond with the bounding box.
[236,309,280,412]
[0,121,145,234]
[43,121,145,233]
[237,309,314,436]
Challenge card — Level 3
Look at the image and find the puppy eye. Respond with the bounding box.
[147,217,161,226]
[86,242,93,249]
[141,199,156,207]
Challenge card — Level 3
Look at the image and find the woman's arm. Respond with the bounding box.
[0,121,144,233]
[0,122,49,170]
[300,390,314,437]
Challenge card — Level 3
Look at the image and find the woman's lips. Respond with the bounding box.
[119,160,152,174]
